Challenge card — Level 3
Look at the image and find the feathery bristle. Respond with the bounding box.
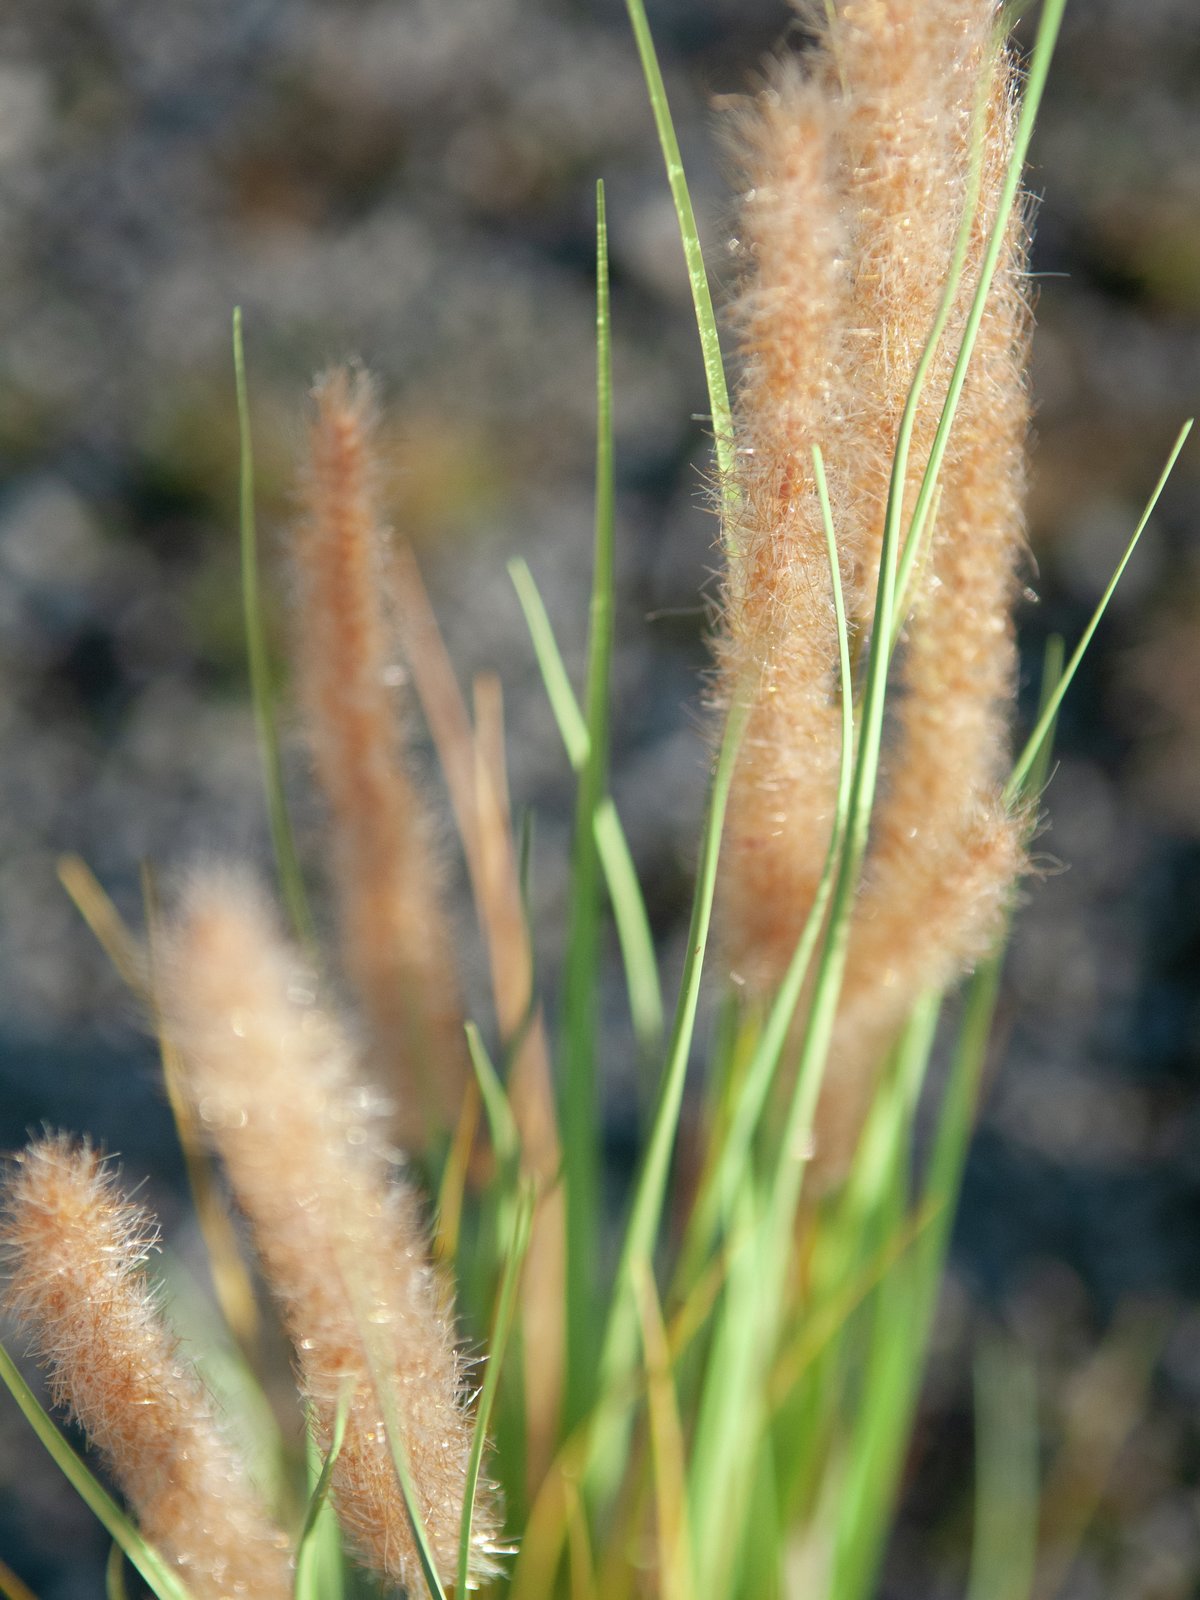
[294,365,468,1148]
[815,31,1031,1173]
[827,0,1001,622]
[0,1135,293,1600]
[713,0,1032,1176]
[715,59,854,992]
[158,867,499,1593]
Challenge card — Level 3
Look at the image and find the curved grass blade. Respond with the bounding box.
[586,691,749,1507]
[294,1387,351,1600]
[232,307,314,947]
[105,1543,130,1600]
[561,182,617,1428]
[623,0,733,493]
[1007,418,1193,803]
[465,1022,521,1175]
[0,1342,193,1600]
[509,556,664,1057]
[632,1259,695,1600]
[456,1182,534,1597]
[825,632,1069,1600]
[595,796,665,1057]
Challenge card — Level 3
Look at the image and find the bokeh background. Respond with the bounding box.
[1,0,1198,1594]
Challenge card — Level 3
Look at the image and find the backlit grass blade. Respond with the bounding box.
[509,556,664,1057]
[293,1389,350,1600]
[561,182,617,1429]
[509,558,589,767]
[623,0,733,492]
[595,796,665,1057]
[466,1021,521,1180]
[842,628,1103,1596]
[232,307,314,947]
[586,692,748,1507]
[104,1547,129,1600]
[457,1183,534,1597]
[686,1180,770,1598]
[0,1342,193,1600]
[632,1259,695,1600]
[1007,418,1193,802]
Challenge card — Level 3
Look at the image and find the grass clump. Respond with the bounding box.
[0,2,1192,1598]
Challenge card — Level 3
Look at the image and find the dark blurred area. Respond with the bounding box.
[0,0,1197,1595]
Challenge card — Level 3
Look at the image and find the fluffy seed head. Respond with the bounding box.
[0,1134,293,1600]
[713,0,1032,1175]
[157,866,499,1592]
[294,365,468,1148]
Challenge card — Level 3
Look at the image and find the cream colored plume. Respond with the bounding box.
[158,867,499,1593]
[0,1134,293,1600]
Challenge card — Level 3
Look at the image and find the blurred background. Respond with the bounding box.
[0,0,1197,1594]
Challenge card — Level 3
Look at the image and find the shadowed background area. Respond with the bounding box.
[0,0,1197,1595]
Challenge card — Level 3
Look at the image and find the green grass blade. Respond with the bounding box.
[233,308,314,947]
[293,1389,350,1600]
[465,1021,521,1177]
[561,182,617,1429]
[105,1545,129,1600]
[623,0,734,494]
[687,1181,770,1598]
[1007,418,1193,802]
[595,797,665,1057]
[586,693,749,1507]
[509,558,590,768]
[509,556,665,1057]
[0,1341,194,1600]
[457,1183,534,1597]
[967,1336,1040,1600]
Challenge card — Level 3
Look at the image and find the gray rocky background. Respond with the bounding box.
[0,0,1197,1594]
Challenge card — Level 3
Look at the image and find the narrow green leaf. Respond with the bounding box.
[232,307,314,947]
[293,1387,351,1600]
[561,182,617,1429]
[623,0,734,495]
[509,558,589,769]
[586,692,749,1506]
[465,1021,521,1178]
[1007,418,1193,802]
[105,1545,129,1600]
[510,558,664,1058]
[457,1183,534,1597]
[595,797,665,1057]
